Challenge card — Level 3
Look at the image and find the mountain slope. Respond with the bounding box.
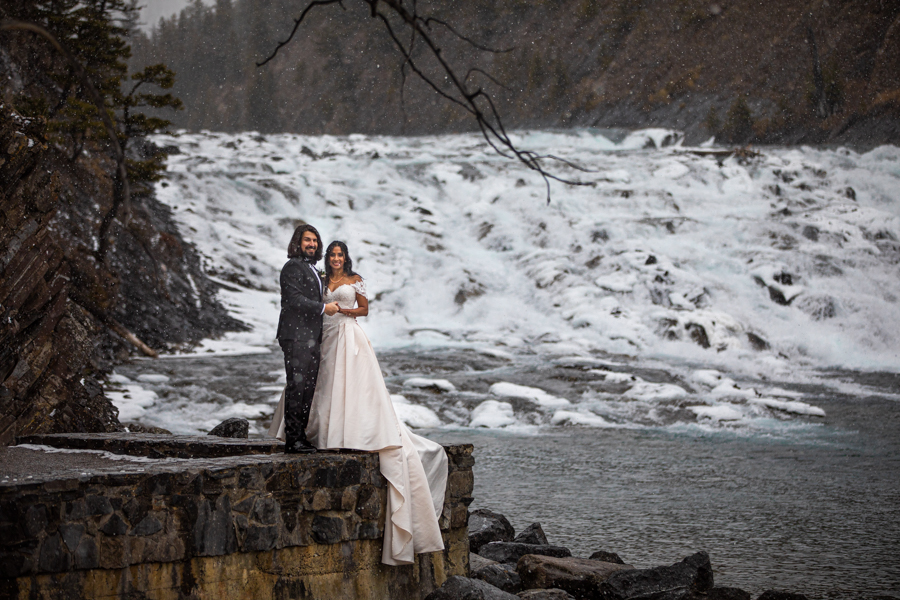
[132,0,900,146]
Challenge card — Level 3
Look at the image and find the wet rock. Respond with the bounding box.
[38,534,71,573]
[756,592,808,600]
[473,563,523,594]
[517,555,633,598]
[479,542,571,565]
[746,332,770,351]
[708,587,752,600]
[796,295,837,321]
[310,515,343,545]
[469,509,515,553]
[471,552,500,572]
[768,286,793,306]
[513,523,549,546]
[208,418,249,439]
[801,225,819,241]
[99,514,129,536]
[72,538,99,570]
[131,515,163,536]
[589,551,626,565]
[598,551,713,600]
[85,496,114,516]
[425,575,520,600]
[685,322,710,348]
[193,495,237,556]
[59,524,85,551]
[517,590,575,600]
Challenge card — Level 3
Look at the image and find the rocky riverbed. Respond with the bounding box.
[430,509,818,600]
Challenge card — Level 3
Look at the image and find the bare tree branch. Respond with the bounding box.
[465,67,509,91]
[422,17,514,54]
[256,0,345,67]
[257,0,593,202]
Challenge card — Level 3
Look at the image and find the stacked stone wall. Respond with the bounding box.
[0,436,474,599]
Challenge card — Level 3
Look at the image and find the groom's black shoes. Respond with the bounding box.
[285,439,317,454]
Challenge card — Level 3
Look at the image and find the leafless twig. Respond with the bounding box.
[257,0,592,202]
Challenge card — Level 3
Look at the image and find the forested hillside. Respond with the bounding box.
[132,0,900,146]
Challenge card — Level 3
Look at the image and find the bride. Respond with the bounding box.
[269,240,448,566]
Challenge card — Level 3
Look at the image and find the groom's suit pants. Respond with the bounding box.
[280,339,321,450]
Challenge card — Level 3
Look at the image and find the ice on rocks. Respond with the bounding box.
[403,378,456,392]
[688,405,744,422]
[470,400,516,428]
[391,395,443,428]
[489,382,570,408]
[623,380,688,402]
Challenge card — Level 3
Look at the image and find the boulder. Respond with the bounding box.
[589,551,626,565]
[471,553,500,573]
[514,523,549,546]
[469,509,516,553]
[480,542,571,565]
[598,551,713,600]
[756,592,808,600]
[207,418,249,438]
[518,590,576,600]
[473,563,523,594]
[708,587,751,600]
[424,575,520,600]
[517,555,634,599]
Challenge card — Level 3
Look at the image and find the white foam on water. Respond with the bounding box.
[106,384,158,421]
[145,129,899,434]
[136,374,170,383]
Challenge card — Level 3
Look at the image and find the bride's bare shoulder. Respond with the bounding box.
[350,274,363,283]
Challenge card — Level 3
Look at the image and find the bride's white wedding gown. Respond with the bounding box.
[268,280,448,565]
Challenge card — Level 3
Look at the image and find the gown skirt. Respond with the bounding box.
[269,293,447,565]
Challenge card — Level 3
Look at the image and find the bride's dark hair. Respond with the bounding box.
[324,240,360,279]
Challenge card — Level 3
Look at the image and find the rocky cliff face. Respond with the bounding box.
[0,107,119,444]
[0,31,243,443]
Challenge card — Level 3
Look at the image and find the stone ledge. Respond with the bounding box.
[1,435,473,598]
[16,433,285,459]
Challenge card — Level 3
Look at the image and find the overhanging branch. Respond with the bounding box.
[257,0,593,202]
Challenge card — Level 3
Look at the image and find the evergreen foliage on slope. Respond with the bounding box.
[0,1,243,441]
[132,0,900,146]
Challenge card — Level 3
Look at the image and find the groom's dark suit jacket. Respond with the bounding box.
[276,257,324,344]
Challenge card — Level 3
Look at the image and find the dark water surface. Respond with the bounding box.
[117,349,900,599]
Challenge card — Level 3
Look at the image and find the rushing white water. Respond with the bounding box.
[110,129,900,435]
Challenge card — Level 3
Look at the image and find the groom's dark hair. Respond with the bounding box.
[287,224,323,261]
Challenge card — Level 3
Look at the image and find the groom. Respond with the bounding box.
[277,224,339,453]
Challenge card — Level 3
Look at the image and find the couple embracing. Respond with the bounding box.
[268,224,448,566]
